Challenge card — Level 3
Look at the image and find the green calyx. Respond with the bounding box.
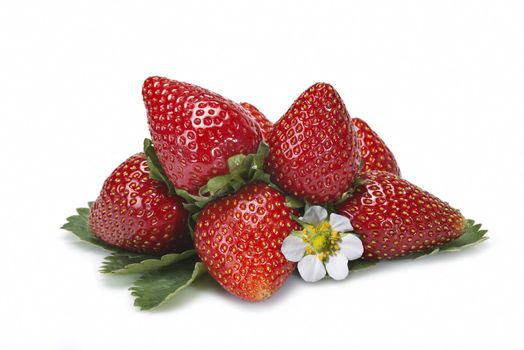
[143,139,304,238]
[143,138,304,214]
[144,138,177,196]
[198,141,271,199]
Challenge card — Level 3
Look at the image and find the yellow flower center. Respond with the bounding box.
[312,235,327,251]
[301,220,342,262]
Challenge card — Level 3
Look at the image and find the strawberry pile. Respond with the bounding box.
[63,76,488,310]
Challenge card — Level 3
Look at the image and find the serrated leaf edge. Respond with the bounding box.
[130,262,207,310]
[101,250,197,274]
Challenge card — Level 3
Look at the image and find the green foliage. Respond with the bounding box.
[130,259,206,310]
[144,138,303,211]
[62,203,199,274]
[63,203,207,310]
[101,250,196,274]
[63,146,489,310]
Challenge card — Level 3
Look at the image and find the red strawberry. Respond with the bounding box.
[142,76,263,194]
[353,117,400,176]
[240,102,273,141]
[336,170,465,260]
[89,153,191,254]
[194,182,299,301]
[266,83,361,204]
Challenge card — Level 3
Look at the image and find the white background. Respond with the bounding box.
[1,1,523,349]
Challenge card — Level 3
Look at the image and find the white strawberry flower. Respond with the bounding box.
[281,206,364,282]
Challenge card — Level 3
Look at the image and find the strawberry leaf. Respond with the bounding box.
[100,250,196,274]
[64,203,196,274]
[130,259,206,310]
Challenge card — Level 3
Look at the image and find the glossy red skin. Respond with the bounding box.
[89,153,192,254]
[266,83,361,204]
[337,171,465,260]
[240,102,273,142]
[142,77,263,194]
[194,182,299,302]
[353,118,401,176]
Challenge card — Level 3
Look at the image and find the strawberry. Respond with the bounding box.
[89,153,191,254]
[266,83,361,204]
[240,102,273,141]
[336,170,465,260]
[353,117,400,176]
[142,76,263,194]
[194,182,299,301]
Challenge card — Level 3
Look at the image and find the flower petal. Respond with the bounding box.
[300,206,328,225]
[329,213,353,232]
[281,235,307,262]
[340,234,364,261]
[298,255,326,282]
[325,254,349,280]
